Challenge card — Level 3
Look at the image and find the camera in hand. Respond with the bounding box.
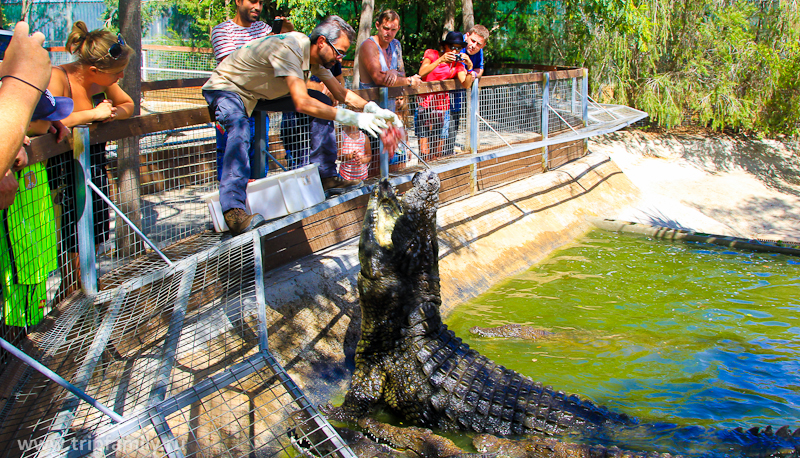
[0,29,13,61]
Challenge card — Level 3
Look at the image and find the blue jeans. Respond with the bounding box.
[203,89,252,213]
[309,93,338,178]
[215,115,269,182]
[277,92,338,178]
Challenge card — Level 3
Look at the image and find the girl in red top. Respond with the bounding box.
[417,31,475,159]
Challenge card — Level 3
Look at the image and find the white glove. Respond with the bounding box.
[335,107,387,138]
[363,101,403,129]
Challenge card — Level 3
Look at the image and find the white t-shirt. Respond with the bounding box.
[210,20,271,63]
[203,32,334,116]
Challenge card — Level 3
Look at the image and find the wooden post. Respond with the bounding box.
[117,0,145,259]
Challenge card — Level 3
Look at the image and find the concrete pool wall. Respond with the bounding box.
[260,151,643,401]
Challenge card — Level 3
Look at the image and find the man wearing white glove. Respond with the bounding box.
[203,15,396,234]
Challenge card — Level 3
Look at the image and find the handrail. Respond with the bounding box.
[24,69,588,168]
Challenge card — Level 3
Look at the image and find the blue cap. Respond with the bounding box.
[32,90,74,122]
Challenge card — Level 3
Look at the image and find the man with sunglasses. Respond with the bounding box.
[203,15,401,235]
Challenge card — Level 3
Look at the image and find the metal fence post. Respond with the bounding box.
[379,87,390,179]
[581,68,590,153]
[466,78,479,155]
[142,49,148,82]
[73,126,98,296]
[541,73,550,170]
[468,78,480,194]
[572,76,577,114]
[251,110,268,179]
[581,68,589,126]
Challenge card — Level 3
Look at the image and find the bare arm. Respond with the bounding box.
[455,67,474,89]
[104,83,135,120]
[318,75,369,111]
[359,40,419,88]
[361,136,372,164]
[0,22,51,175]
[288,75,339,120]
[53,77,135,127]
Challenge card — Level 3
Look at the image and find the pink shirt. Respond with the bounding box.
[420,49,466,110]
[339,130,368,180]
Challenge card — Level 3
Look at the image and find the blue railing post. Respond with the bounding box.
[581,68,589,126]
[581,68,590,152]
[379,87,390,179]
[541,73,550,170]
[467,78,479,155]
[251,111,268,179]
[73,126,98,296]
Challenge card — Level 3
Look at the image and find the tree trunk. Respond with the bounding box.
[462,0,474,32]
[225,0,231,22]
[116,0,145,259]
[352,0,374,89]
[443,0,455,38]
[19,0,32,21]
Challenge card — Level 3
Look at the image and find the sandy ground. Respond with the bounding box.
[589,130,800,243]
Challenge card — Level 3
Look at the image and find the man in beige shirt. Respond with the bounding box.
[203,15,399,234]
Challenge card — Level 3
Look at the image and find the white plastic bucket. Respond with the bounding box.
[246,175,289,220]
[202,191,228,233]
[294,164,325,208]
[278,170,305,213]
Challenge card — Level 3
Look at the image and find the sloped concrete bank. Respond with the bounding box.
[591,130,800,242]
[260,151,643,402]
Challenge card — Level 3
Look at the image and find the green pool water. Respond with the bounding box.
[446,229,800,432]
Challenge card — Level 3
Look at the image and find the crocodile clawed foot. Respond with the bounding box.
[319,403,360,425]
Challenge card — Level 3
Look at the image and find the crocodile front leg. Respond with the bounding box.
[325,363,387,422]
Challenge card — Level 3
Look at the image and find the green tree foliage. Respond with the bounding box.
[517,0,800,136]
[97,0,799,135]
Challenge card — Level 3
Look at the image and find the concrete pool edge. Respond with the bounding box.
[589,217,800,257]
[261,151,643,402]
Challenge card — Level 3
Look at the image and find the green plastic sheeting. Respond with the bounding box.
[1,162,58,327]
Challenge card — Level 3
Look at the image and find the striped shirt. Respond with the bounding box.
[211,21,271,63]
[339,130,368,181]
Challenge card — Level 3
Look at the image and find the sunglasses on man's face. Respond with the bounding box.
[105,34,126,60]
[324,36,347,59]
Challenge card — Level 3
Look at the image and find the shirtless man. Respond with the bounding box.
[358,10,421,90]
[358,10,421,172]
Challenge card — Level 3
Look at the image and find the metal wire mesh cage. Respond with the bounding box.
[0,234,353,458]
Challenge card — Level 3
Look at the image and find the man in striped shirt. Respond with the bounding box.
[211,0,272,64]
[210,0,292,183]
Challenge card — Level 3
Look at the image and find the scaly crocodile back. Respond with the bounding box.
[405,302,635,436]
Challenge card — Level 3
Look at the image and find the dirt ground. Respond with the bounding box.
[589,129,800,243]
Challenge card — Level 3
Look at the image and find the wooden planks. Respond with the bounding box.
[547,139,586,170]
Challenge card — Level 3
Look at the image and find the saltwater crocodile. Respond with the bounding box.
[468,324,553,340]
[324,171,800,457]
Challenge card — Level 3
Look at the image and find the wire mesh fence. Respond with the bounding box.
[0,68,607,340]
[0,234,353,458]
